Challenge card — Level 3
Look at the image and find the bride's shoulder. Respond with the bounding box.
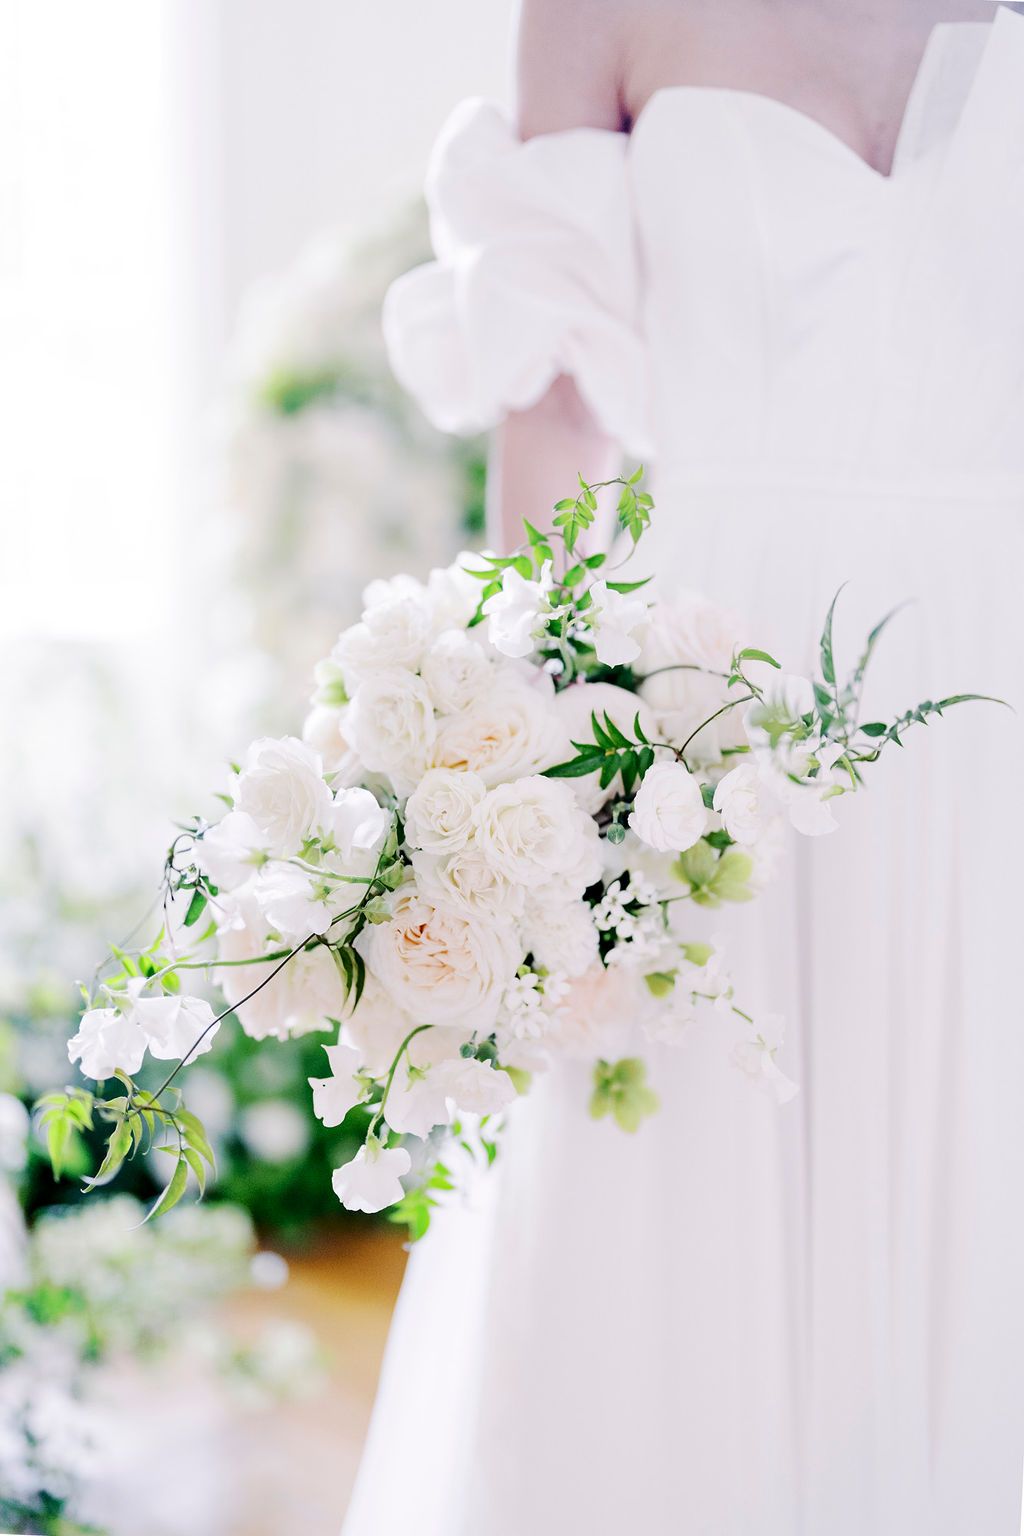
[515,0,631,136]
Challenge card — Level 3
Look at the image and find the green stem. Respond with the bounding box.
[367,1024,436,1139]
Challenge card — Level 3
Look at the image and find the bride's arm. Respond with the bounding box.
[488,0,626,551]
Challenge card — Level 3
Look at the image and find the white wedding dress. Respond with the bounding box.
[344,14,1024,1533]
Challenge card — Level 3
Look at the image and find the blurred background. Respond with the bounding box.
[0,3,515,1531]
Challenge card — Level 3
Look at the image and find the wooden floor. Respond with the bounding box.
[93,1225,407,1536]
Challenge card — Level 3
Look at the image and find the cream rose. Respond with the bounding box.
[234,736,332,859]
[628,761,708,853]
[473,776,585,885]
[432,675,559,787]
[364,883,518,1031]
[404,768,486,855]
[411,846,524,919]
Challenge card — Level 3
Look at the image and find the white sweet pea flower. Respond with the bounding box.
[133,994,220,1062]
[437,1057,517,1116]
[195,810,270,891]
[320,787,390,870]
[404,768,486,855]
[420,631,492,714]
[584,580,647,666]
[482,562,556,659]
[332,1139,411,1214]
[308,1041,364,1127]
[383,1062,452,1139]
[68,1008,147,1080]
[730,1015,799,1104]
[346,668,436,795]
[712,762,772,845]
[628,761,707,853]
[256,864,336,940]
[342,979,465,1076]
[217,888,343,1040]
[235,736,332,859]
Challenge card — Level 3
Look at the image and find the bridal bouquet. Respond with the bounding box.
[41,473,993,1238]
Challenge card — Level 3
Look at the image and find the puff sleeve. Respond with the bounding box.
[383,99,651,456]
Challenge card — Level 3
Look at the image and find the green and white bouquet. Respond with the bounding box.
[41,475,995,1239]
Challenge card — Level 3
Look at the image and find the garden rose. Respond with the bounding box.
[234,736,331,859]
[432,675,558,786]
[420,630,492,714]
[365,883,518,1031]
[346,668,436,794]
[628,761,707,853]
[474,776,586,885]
[404,768,485,855]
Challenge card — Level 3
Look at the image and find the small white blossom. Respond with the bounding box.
[482,562,556,659]
[332,1139,411,1213]
[584,579,648,666]
[195,810,270,890]
[730,1015,799,1104]
[133,994,220,1062]
[68,1008,147,1079]
[308,1040,364,1127]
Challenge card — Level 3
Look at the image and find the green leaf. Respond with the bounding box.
[544,753,605,779]
[82,1117,132,1191]
[145,1154,189,1222]
[736,647,781,669]
[633,712,650,745]
[602,711,632,749]
[605,577,652,595]
[819,584,847,688]
[182,1145,207,1197]
[183,889,207,927]
[644,971,677,998]
[177,1108,216,1170]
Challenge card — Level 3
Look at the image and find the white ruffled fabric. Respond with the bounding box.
[383,99,651,454]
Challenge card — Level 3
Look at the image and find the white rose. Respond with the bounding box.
[411,847,524,919]
[332,593,432,687]
[420,631,492,714]
[302,705,361,781]
[481,562,555,659]
[628,761,707,853]
[640,588,744,672]
[474,776,585,885]
[235,736,332,859]
[425,554,483,631]
[332,1140,411,1213]
[712,762,771,845]
[132,995,220,1062]
[346,669,436,795]
[521,899,599,978]
[364,883,518,1032]
[362,572,427,611]
[538,813,604,903]
[217,888,342,1040]
[638,593,747,763]
[432,675,559,787]
[404,768,485,855]
[68,1007,147,1079]
[585,580,648,666]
